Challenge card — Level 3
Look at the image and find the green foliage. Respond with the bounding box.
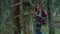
[1,0,60,34]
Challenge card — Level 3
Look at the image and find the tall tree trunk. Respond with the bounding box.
[0,0,2,34]
[13,0,20,34]
[25,22,29,34]
[20,0,26,34]
[47,0,55,34]
[0,0,2,27]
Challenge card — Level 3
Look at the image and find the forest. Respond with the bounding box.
[0,0,60,34]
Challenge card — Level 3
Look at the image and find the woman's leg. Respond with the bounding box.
[36,23,42,34]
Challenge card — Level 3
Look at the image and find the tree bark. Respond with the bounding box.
[47,0,55,34]
[13,0,20,34]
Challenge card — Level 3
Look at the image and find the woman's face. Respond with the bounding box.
[36,4,40,9]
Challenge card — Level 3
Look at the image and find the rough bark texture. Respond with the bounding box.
[13,0,20,34]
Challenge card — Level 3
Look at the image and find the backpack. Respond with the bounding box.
[37,10,47,25]
[42,11,47,17]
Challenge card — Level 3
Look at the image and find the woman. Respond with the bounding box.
[33,4,47,34]
[33,4,42,34]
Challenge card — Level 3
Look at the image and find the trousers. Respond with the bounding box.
[36,23,42,34]
[36,17,42,34]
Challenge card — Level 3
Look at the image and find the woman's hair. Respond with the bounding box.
[34,5,41,12]
[34,6,38,12]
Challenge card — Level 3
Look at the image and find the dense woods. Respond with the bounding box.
[0,0,60,34]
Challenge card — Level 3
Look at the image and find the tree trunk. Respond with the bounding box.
[25,23,30,34]
[47,0,55,34]
[13,0,20,34]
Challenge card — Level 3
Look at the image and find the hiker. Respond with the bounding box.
[33,3,47,34]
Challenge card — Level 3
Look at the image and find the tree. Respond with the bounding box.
[47,0,55,34]
[13,0,20,34]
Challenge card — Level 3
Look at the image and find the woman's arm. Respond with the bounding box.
[33,10,39,20]
[33,11,37,16]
